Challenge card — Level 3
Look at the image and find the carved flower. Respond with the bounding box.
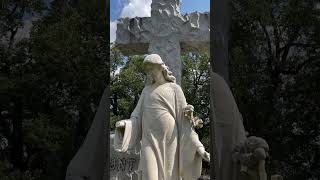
[183,105,203,128]
[192,116,203,129]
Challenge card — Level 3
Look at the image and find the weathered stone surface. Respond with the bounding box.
[232,136,269,180]
[114,54,210,180]
[116,12,210,52]
[211,72,247,180]
[104,133,140,180]
[65,88,108,180]
[115,0,210,84]
[271,175,283,180]
[198,175,210,180]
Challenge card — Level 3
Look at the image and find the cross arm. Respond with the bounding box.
[179,12,210,53]
[115,17,152,55]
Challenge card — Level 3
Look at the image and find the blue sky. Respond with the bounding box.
[110,0,210,42]
[110,0,210,21]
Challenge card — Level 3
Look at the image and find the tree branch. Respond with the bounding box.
[258,20,274,74]
[271,11,281,61]
[5,3,18,20]
[280,56,320,75]
[258,20,273,58]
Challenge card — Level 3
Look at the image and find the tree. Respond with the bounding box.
[182,52,210,175]
[110,51,145,130]
[230,0,320,178]
[0,0,108,179]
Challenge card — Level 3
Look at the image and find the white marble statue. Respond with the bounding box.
[114,54,210,180]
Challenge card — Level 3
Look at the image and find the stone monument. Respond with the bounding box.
[115,0,210,84]
[104,133,140,180]
[211,71,272,180]
[232,136,269,180]
[65,88,108,180]
[114,54,210,180]
[114,0,210,178]
[65,0,274,179]
[210,72,247,180]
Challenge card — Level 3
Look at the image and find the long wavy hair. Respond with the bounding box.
[145,63,176,85]
[160,64,176,83]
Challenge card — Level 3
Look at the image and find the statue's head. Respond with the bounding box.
[143,54,176,84]
[245,136,269,152]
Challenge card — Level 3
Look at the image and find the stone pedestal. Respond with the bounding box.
[104,133,140,180]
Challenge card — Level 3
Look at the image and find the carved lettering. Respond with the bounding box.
[110,157,138,173]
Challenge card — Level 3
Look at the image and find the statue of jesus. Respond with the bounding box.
[114,54,210,180]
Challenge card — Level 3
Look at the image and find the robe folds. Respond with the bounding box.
[114,82,204,180]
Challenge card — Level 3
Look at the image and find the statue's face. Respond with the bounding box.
[144,63,162,80]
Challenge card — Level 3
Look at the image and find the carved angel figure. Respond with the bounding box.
[232,136,269,180]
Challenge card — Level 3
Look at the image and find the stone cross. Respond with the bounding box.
[115,0,210,84]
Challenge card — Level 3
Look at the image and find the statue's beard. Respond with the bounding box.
[145,70,175,85]
[145,74,153,85]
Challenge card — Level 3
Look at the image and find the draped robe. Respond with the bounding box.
[114,82,204,180]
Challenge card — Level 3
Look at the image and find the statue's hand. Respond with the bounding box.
[197,146,210,162]
[184,104,194,119]
[203,151,210,162]
[115,120,126,128]
[184,104,194,112]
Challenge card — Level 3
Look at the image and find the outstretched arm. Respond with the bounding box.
[114,88,145,152]
[191,130,210,162]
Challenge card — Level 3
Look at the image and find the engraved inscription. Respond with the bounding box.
[110,157,137,172]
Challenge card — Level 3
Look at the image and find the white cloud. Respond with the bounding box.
[111,0,152,43]
[120,0,152,18]
[110,21,117,43]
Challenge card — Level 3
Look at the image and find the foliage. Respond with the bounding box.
[110,49,145,130]
[0,0,108,179]
[230,0,320,178]
[182,52,210,150]
[182,52,210,174]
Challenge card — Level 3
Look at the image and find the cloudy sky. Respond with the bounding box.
[110,0,210,42]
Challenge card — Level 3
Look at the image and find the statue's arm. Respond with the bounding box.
[173,83,210,161]
[130,88,145,121]
[116,87,145,127]
[190,130,210,162]
[114,88,145,151]
[173,83,188,107]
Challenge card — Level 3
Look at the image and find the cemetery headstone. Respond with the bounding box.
[104,133,140,180]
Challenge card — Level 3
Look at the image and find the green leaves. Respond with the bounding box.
[110,51,144,129]
[231,0,320,178]
[181,52,210,158]
[0,0,108,179]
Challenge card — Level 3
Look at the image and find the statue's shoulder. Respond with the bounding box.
[141,85,151,95]
[168,82,181,91]
[144,84,152,89]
